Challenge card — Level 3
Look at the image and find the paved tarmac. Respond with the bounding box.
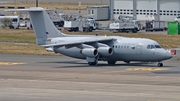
[0,51,180,101]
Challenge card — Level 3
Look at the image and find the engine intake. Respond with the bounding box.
[81,48,98,58]
[98,47,113,57]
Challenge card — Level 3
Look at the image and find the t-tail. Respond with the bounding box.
[6,7,66,45]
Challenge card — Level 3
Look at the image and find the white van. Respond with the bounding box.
[0,16,20,29]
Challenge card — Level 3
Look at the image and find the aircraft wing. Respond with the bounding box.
[42,37,115,48]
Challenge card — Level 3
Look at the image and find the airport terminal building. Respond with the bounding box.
[109,0,180,21]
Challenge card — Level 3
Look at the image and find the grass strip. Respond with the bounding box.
[0,29,180,49]
[0,44,60,55]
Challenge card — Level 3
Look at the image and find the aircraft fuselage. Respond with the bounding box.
[51,36,172,63]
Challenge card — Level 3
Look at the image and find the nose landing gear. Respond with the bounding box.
[157,63,163,67]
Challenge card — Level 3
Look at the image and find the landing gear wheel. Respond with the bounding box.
[88,62,97,66]
[88,61,98,66]
[157,63,163,67]
[107,60,117,65]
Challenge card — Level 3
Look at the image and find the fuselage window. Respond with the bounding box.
[121,46,123,48]
[127,46,129,48]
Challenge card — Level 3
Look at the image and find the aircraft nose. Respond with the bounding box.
[164,51,173,60]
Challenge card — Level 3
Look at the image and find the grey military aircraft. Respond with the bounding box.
[7,7,172,67]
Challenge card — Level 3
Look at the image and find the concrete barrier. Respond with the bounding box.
[0,6,5,9]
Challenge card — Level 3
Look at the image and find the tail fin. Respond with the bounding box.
[6,7,66,45]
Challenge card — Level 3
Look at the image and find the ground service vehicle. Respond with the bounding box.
[47,10,64,27]
[0,16,20,29]
[109,20,139,33]
[145,21,165,32]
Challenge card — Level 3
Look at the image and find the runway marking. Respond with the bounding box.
[126,67,168,71]
[0,62,26,65]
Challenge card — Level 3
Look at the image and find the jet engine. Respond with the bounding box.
[98,47,113,57]
[81,48,98,58]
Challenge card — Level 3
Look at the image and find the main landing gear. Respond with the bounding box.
[88,61,98,66]
[157,62,163,67]
[107,60,117,65]
[87,57,98,66]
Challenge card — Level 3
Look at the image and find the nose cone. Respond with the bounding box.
[164,51,173,60]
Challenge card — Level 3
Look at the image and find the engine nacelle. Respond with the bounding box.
[98,47,113,57]
[81,48,98,58]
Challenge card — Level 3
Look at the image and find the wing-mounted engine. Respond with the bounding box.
[81,48,98,58]
[82,43,114,57]
[98,47,113,57]
[96,43,113,57]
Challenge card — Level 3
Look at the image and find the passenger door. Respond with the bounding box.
[136,44,142,55]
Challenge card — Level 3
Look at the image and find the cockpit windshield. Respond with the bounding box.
[154,45,162,48]
[147,45,161,49]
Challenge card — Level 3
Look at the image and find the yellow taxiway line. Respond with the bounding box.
[0,62,26,65]
[126,67,168,71]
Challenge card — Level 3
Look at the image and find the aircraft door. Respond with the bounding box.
[136,44,142,55]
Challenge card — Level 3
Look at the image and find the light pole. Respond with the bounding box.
[36,0,38,7]
[14,0,16,5]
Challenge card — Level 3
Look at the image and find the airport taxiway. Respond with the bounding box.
[0,52,180,101]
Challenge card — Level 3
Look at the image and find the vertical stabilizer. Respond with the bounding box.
[28,7,66,45]
[7,7,66,45]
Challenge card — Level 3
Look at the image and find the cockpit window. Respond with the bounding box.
[147,45,156,49]
[155,45,161,48]
[151,45,155,49]
[147,45,151,49]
